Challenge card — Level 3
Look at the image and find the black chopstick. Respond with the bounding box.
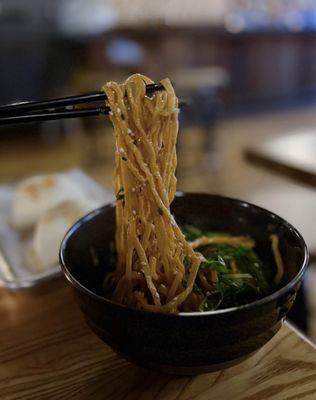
[0,107,109,125]
[0,100,186,125]
[0,83,163,116]
[0,93,104,116]
[0,87,186,126]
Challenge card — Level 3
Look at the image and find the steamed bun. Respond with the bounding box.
[28,199,99,271]
[11,174,88,230]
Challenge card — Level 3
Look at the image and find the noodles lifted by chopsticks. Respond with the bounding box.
[102,74,284,313]
[102,74,203,313]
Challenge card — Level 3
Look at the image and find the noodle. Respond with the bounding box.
[190,236,255,250]
[102,74,203,313]
[270,234,284,285]
[102,74,284,313]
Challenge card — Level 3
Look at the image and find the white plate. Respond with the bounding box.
[0,169,114,289]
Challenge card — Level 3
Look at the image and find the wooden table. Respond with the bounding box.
[244,131,316,188]
[1,278,315,400]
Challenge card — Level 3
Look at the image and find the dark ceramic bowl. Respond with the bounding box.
[60,193,308,375]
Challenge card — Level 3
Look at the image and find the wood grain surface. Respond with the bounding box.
[0,278,315,400]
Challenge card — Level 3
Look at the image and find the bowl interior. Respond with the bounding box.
[61,193,308,302]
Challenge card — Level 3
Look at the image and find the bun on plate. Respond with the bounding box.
[11,174,88,230]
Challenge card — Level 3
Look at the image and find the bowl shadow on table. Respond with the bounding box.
[60,193,308,375]
[81,355,252,399]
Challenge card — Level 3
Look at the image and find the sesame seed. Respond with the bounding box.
[117,107,121,113]
[119,147,125,153]
[132,187,136,192]
[109,111,113,116]
[132,209,136,216]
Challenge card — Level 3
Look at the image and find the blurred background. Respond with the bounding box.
[0,0,315,339]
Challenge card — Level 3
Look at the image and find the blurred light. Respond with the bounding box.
[284,11,305,32]
[164,0,226,26]
[224,13,246,33]
[57,0,118,36]
[106,39,144,66]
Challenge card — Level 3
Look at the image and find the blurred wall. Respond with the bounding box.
[0,0,315,111]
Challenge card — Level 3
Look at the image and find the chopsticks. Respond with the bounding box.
[0,83,164,125]
[0,108,110,125]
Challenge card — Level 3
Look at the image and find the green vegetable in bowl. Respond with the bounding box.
[180,224,276,312]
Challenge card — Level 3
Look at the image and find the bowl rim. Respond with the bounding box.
[59,192,309,318]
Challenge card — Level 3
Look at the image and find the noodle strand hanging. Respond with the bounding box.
[102,74,203,312]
